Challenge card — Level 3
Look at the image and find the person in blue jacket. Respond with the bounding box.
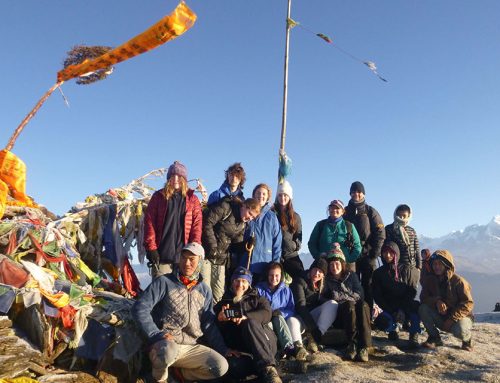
[241,183,282,282]
[207,162,246,206]
[256,262,308,361]
[131,243,236,382]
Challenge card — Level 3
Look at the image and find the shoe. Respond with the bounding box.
[344,342,357,361]
[388,331,399,341]
[281,345,295,359]
[304,332,319,354]
[261,366,282,383]
[422,336,443,349]
[461,339,473,351]
[294,342,308,361]
[357,347,369,362]
[408,333,419,349]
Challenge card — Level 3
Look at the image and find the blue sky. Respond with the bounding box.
[1,1,499,244]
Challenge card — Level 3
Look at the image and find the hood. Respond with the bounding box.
[431,249,455,273]
[381,241,400,265]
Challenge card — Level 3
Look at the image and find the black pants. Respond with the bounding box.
[334,301,372,348]
[221,318,277,371]
[356,256,377,314]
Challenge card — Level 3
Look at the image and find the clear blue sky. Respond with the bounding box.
[1,1,499,243]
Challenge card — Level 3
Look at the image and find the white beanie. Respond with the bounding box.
[277,180,293,200]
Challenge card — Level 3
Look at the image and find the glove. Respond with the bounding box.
[311,328,323,344]
[146,250,160,265]
[245,236,256,249]
[272,309,282,317]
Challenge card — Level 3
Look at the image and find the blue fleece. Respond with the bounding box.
[207,181,244,206]
[256,281,296,319]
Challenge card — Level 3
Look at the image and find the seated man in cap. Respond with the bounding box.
[132,243,234,383]
[419,250,474,351]
[215,266,282,383]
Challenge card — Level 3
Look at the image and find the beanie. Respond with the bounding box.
[310,258,328,275]
[276,180,293,200]
[350,181,365,195]
[327,242,346,262]
[231,266,253,285]
[167,161,188,181]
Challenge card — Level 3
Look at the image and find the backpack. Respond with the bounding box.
[317,219,355,253]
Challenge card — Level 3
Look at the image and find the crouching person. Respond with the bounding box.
[419,250,474,351]
[323,244,372,362]
[215,266,282,383]
[132,243,231,383]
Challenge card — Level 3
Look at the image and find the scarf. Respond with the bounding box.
[327,216,343,225]
[393,215,411,246]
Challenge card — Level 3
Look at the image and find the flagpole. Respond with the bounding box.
[279,0,292,154]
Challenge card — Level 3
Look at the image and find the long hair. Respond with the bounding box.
[252,183,272,203]
[328,258,349,280]
[162,177,188,199]
[308,268,325,294]
[273,200,298,234]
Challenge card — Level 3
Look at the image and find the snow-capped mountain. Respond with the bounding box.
[420,215,500,275]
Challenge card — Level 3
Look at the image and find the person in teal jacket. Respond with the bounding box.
[308,199,362,264]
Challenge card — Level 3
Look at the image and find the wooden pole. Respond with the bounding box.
[5,82,63,151]
[279,0,292,153]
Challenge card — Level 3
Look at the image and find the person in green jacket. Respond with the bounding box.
[308,199,362,265]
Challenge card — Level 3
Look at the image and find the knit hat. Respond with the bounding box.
[350,181,365,195]
[167,161,188,180]
[181,242,205,260]
[231,266,253,285]
[276,180,293,200]
[329,199,345,210]
[310,258,328,275]
[327,242,346,262]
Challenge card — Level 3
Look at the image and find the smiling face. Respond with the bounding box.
[179,251,200,277]
[382,249,395,264]
[267,266,281,288]
[309,267,325,284]
[329,205,344,219]
[227,172,241,190]
[277,193,290,207]
[350,191,365,203]
[232,278,250,297]
[329,259,343,277]
[254,187,269,207]
[169,174,181,190]
[240,205,259,223]
[432,260,447,276]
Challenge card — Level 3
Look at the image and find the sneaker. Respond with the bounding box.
[294,343,308,361]
[357,347,369,362]
[388,331,399,341]
[461,339,473,351]
[261,366,282,383]
[408,333,419,349]
[304,332,319,354]
[422,336,443,349]
[344,342,357,361]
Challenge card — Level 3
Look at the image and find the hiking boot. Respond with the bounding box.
[304,332,319,354]
[357,347,369,362]
[388,331,399,341]
[461,339,473,351]
[294,342,308,361]
[261,366,282,383]
[408,333,420,349]
[344,342,357,361]
[422,336,443,349]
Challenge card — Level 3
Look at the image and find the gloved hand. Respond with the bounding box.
[146,250,160,265]
[245,236,255,249]
[272,309,282,318]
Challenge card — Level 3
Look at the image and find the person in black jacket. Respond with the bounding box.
[344,181,385,315]
[290,258,338,353]
[372,241,421,347]
[201,198,261,303]
[273,180,304,279]
[215,266,282,383]
[323,244,372,362]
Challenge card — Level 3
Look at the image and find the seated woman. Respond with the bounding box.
[215,267,282,383]
[290,258,338,353]
[372,241,421,347]
[323,243,372,362]
[256,262,308,361]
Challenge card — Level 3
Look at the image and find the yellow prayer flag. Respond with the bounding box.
[57,1,197,83]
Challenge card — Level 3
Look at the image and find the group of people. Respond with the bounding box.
[132,160,475,383]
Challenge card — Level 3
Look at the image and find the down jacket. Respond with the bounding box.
[420,250,474,322]
[143,189,202,251]
[290,272,325,332]
[322,271,364,304]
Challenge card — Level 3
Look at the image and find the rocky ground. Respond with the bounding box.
[1,314,499,383]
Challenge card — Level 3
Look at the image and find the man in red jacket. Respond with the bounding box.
[144,161,202,278]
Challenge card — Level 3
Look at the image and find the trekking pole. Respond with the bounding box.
[245,234,255,270]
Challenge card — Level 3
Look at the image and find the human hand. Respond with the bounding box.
[436,300,448,315]
[226,349,241,358]
[232,315,247,325]
[218,305,230,322]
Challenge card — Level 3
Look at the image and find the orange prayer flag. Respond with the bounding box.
[0,150,37,212]
[57,1,197,83]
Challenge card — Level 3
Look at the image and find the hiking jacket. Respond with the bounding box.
[144,189,202,251]
[279,211,303,261]
[256,281,296,319]
[385,223,421,268]
[291,272,324,331]
[372,241,418,314]
[308,218,362,263]
[207,181,244,206]
[323,271,364,303]
[344,201,385,259]
[202,199,246,265]
[215,287,273,325]
[242,203,282,274]
[131,272,228,355]
[420,250,474,322]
